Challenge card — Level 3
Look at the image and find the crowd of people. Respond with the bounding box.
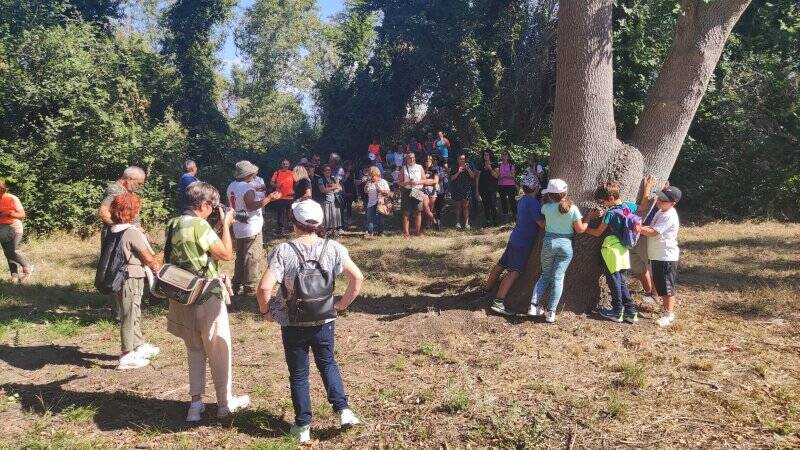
[0,130,683,444]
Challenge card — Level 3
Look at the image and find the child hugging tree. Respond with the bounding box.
[585,181,640,324]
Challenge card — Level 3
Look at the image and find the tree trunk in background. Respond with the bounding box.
[504,0,751,313]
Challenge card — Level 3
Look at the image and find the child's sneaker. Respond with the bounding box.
[118,352,150,370]
[527,304,544,316]
[656,313,675,327]
[290,424,311,443]
[455,223,462,229]
[338,408,361,427]
[623,312,638,324]
[490,299,512,316]
[464,223,471,230]
[545,310,556,323]
[217,395,250,418]
[598,308,624,323]
[641,292,658,306]
[186,401,205,422]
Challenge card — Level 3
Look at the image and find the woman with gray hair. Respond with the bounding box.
[165,182,250,422]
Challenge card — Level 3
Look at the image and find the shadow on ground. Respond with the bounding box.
[0,344,116,370]
[2,376,293,438]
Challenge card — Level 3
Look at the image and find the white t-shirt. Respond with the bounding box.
[226,180,264,239]
[250,176,266,202]
[647,207,680,261]
[401,164,423,189]
[365,179,390,207]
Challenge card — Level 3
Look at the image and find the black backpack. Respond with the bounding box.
[94,228,131,294]
[283,239,337,323]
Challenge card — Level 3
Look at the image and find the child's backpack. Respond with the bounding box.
[94,228,130,294]
[610,206,642,249]
[283,239,337,323]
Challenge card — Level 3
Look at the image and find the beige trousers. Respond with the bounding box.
[232,233,263,293]
[167,294,233,406]
[116,277,144,353]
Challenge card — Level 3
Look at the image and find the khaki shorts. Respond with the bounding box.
[630,237,650,275]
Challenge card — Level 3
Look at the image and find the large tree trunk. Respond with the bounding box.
[504,0,751,314]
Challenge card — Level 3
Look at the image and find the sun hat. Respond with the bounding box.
[542,178,568,195]
[656,186,682,203]
[234,161,259,179]
[291,199,324,226]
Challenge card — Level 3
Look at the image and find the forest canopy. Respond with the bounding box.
[0,0,798,233]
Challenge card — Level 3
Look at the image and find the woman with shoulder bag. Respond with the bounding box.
[256,199,364,444]
[364,166,391,238]
[109,193,161,370]
[165,182,250,422]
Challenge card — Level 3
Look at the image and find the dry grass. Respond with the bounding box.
[0,220,799,448]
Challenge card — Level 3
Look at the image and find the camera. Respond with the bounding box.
[208,205,250,228]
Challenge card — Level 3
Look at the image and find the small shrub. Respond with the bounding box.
[93,320,116,334]
[615,360,647,389]
[61,404,98,423]
[245,437,297,450]
[390,355,407,371]
[607,391,627,418]
[443,378,471,413]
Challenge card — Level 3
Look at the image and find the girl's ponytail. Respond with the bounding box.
[559,194,572,214]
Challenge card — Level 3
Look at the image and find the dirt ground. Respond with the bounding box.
[1,220,799,449]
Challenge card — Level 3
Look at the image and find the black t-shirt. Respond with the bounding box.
[311,174,324,201]
[294,178,311,199]
[478,163,497,192]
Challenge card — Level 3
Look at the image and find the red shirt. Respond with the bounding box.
[272,170,295,199]
[368,144,382,162]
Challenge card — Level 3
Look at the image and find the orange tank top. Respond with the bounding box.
[0,195,18,225]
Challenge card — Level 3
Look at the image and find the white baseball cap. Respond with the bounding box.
[542,178,568,195]
[291,199,324,226]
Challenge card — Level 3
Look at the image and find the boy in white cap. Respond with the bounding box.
[639,185,682,326]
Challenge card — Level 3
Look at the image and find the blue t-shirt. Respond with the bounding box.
[509,196,544,247]
[602,201,638,234]
[435,139,449,159]
[542,202,583,235]
[178,173,198,209]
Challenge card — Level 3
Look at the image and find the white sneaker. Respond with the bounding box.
[290,424,311,443]
[118,352,150,370]
[545,311,556,323]
[186,401,205,422]
[455,223,462,229]
[135,342,160,359]
[338,408,361,427]
[217,395,250,418]
[642,293,658,305]
[656,313,675,327]
[527,304,543,316]
[464,223,471,230]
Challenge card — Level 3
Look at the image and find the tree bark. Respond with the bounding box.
[504,0,751,314]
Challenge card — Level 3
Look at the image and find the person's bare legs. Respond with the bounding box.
[402,212,411,236]
[454,201,463,226]
[485,264,504,293]
[637,270,654,295]
[662,295,676,314]
[414,212,422,236]
[462,200,471,227]
[496,271,520,299]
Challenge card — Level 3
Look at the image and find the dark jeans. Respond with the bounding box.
[274,199,292,234]
[0,225,28,275]
[281,322,349,426]
[479,189,497,225]
[434,195,445,222]
[604,268,637,315]
[366,205,384,234]
[498,185,518,218]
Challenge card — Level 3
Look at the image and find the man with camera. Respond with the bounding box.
[226,161,281,296]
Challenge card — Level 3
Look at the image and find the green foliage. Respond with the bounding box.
[0,19,187,234]
[61,404,98,423]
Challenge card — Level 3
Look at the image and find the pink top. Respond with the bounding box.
[498,163,516,186]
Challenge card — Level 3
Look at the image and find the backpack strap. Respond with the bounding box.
[164,222,176,264]
[287,241,307,268]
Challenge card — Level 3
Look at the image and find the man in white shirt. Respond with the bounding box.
[226,161,280,296]
[640,186,682,327]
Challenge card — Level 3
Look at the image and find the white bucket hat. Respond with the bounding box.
[542,178,568,195]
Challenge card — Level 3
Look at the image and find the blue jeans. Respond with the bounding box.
[531,234,574,312]
[604,268,637,315]
[281,322,349,426]
[366,205,384,234]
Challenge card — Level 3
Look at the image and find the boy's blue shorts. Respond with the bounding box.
[498,242,533,273]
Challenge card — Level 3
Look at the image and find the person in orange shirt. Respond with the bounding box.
[271,159,296,235]
[367,137,382,162]
[0,180,31,283]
